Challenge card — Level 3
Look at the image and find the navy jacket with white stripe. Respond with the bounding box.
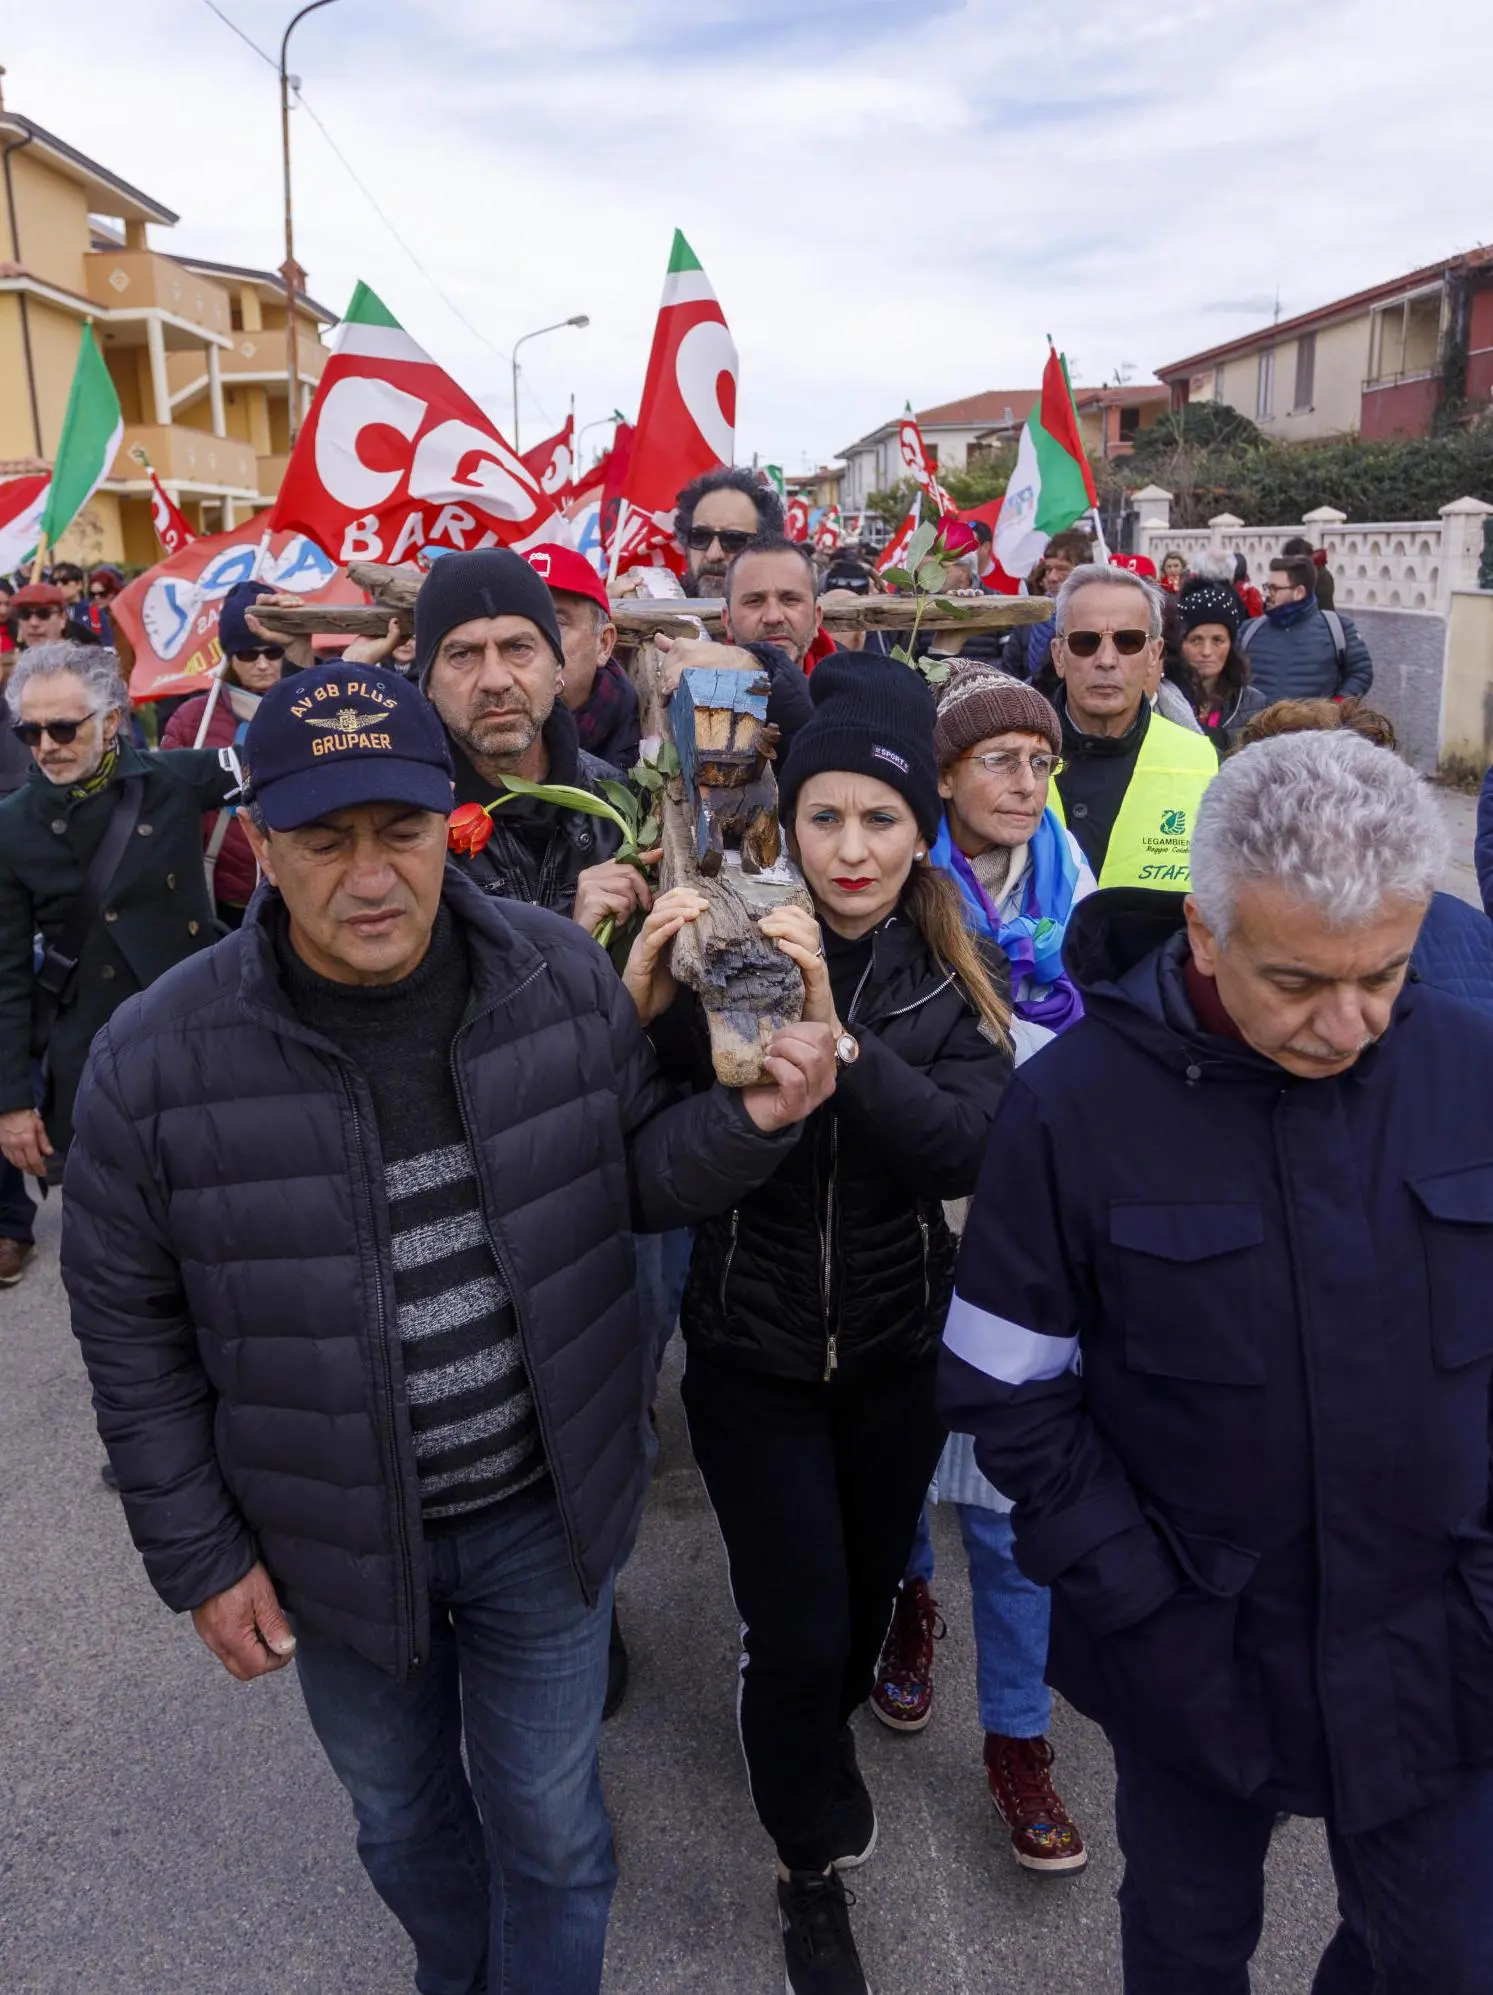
[938,888,1493,1832]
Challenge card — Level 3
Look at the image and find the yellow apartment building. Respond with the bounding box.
[0,74,333,567]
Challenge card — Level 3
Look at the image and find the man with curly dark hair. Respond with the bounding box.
[674,466,785,595]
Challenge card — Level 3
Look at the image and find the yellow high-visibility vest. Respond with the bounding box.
[1051,710,1218,891]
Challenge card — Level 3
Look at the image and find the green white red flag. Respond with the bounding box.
[39,325,124,554]
[994,346,1098,579]
[270,281,560,566]
[617,231,738,561]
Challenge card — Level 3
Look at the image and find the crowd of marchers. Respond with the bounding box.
[6,473,1493,1995]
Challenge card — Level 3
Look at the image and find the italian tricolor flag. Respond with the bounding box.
[621,230,738,533]
[39,324,124,555]
[993,345,1097,580]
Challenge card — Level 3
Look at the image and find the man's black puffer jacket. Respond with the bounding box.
[61,867,798,1679]
[668,908,1010,1382]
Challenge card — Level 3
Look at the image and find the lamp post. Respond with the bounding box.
[510,315,589,450]
[280,0,339,447]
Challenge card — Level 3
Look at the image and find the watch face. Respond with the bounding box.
[836,1031,858,1064]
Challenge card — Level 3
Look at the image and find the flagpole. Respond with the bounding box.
[29,535,47,586]
[191,659,229,749]
[1087,506,1111,563]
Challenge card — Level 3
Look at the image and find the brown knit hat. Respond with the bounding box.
[932,665,1062,766]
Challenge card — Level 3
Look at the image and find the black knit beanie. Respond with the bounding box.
[414,549,566,688]
[1177,578,1244,637]
[778,653,942,843]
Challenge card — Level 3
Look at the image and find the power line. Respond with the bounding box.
[198,0,277,68]
[197,0,542,406]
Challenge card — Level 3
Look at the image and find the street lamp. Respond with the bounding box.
[511,316,590,450]
[280,0,340,447]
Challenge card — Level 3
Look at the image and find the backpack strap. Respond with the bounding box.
[1237,617,1262,652]
[1320,609,1346,668]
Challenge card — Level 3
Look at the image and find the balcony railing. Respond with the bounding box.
[219,330,328,385]
[85,251,231,342]
[109,424,260,494]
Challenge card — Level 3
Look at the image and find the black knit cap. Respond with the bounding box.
[414,549,566,688]
[778,653,942,843]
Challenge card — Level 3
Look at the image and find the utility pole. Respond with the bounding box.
[279,1,339,448]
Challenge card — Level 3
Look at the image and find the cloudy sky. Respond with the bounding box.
[7,0,1489,471]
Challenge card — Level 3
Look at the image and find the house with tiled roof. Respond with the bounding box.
[836,391,1039,508]
[1156,247,1493,443]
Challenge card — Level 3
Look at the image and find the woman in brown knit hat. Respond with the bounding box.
[870,661,1095,1880]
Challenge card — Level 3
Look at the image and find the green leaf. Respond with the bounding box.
[922,659,953,685]
[881,567,913,589]
[637,814,660,847]
[889,643,916,668]
[905,520,938,568]
[598,779,642,826]
[635,765,665,793]
[933,597,976,619]
[494,773,632,838]
[916,558,949,592]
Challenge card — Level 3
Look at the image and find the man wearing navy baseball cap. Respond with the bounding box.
[60,657,837,1995]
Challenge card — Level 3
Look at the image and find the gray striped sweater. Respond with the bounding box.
[279,907,545,1520]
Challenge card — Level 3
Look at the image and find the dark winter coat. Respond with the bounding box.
[1237,603,1372,702]
[161,688,259,906]
[1475,764,1493,919]
[446,701,625,914]
[1198,679,1271,752]
[940,888,1493,1833]
[61,867,799,1679]
[0,712,30,796]
[666,908,1011,1383]
[0,739,234,1159]
[1410,891,1493,1016]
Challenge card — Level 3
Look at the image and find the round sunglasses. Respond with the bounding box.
[12,714,99,746]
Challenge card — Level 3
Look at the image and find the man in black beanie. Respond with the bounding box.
[413,550,647,936]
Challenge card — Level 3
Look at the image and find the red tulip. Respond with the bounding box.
[448,802,494,855]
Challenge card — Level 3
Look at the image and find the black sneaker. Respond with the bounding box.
[778,1868,870,1995]
[829,1728,877,1870]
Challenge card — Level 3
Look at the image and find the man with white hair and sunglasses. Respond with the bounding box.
[1047,562,1218,891]
[941,730,1493,1991]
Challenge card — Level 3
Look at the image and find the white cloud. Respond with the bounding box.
[5,0,1489,472]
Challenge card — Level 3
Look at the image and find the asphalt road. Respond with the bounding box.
[4,788,1477,1995]
[1,1199,1340,1995]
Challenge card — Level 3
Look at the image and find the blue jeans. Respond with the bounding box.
[634,1227,692,1371]
[908,1502,1051,1737]
[0,1157,35,1243]
[293,1483,617,1995]
[1112,1737,1493,1993]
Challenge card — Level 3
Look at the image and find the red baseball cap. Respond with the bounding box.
[523,543,612,618]
[1109,552,1158,579]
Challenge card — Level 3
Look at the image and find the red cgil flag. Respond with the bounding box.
[270,280,559,566]
[784,495,811,543]
[144,462,196,556]
[618,230,738,561]
[897,405,955,515]
[521,414,575,507]
[813,505,844,553]
[875,507,920,576]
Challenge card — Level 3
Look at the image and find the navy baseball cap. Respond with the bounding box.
[243,662,454,831]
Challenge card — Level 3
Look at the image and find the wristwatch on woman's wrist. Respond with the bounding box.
[834,1026,860,1067]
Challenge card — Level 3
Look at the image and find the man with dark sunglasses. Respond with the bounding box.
[1047,564,1217,890]
[674,465,785,595]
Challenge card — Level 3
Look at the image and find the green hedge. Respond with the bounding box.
[1113,415,1493,526]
